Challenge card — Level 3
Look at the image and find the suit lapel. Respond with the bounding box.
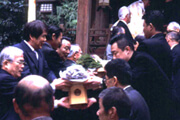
[21,41,39,70]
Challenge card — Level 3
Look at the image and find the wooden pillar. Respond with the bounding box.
[76,0,92,53]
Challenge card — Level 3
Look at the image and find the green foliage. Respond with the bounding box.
[77,54,102,69]
[0,0,26,48]
[37,0,78,29]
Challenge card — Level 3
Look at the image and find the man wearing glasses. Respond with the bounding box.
[0,46,25,120]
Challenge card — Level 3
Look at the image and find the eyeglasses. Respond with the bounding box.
[7,59,26,65]
[15,60,26,65]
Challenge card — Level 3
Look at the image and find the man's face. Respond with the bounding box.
[54,33,62,50]
[111,42,129,61]
[58,39,71,60]
[74,47,82,61]
[97,98,109,120]
[143,21,152,39]
[7,55,25,78]
[32,31,47,49]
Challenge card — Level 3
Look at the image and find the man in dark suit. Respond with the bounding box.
[166,31,180,119]
[14,20,56,82]
[14,20,71,92]
[116,6,134,44]
[110,34,173,120]
[0,46,25,120]
[104,58,150,120]
[137,10,172,80]
[41,25,65,78]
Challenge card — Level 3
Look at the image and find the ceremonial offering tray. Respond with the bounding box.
[60,65,88,105]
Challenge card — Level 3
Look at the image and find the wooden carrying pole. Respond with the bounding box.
[28,0,36,22]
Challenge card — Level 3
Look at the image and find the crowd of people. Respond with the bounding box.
[1,0,180,120]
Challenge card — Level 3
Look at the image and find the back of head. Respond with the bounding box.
[46,25,63,41]
[111,26,125,38]
[0,46,23,66]
[110,34,134,51]
[142,10,165,32]
[99,87,131,119]
[166,31,180,42]
[23,20,47,41]
[14,75,53,117]
[105,59,132,85]
[118,6,130,20]
[167,21,180,33]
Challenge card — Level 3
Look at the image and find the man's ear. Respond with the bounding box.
[108,107,117,119]
[52,96,55,111]
[113,76,118,86]
[149,23,154,31]
[124,46,131,54]
[2,60,10,70]
[52,33,56,41]
[13,98,20,114]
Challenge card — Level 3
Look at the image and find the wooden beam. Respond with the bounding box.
[76,0,92,53]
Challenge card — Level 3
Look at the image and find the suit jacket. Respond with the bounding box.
[41,42,66,77]
[172,44,180,81]
[14,41,56,82]
[0,69,20,120]
[124,86,150,120]
[128,51,173,120]
[117,21,134,43]
[137,33,172,80]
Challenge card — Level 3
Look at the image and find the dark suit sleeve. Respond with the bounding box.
[43,58,57,82]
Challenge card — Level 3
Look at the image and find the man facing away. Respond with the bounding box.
[104,58,150,120]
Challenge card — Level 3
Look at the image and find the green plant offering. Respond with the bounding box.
[76,54,102,69]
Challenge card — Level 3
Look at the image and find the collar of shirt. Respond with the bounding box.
[24,40,39,59]
[120,20,128,26]
[123,85,131,90]
[171,43,178,50]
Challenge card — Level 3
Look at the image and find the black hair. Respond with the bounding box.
[110,34,134,51]
[105,59,132,85]
[142,10,165,32]
[23,20,47,41]
[99,87,131,119]
[46,25,63,40]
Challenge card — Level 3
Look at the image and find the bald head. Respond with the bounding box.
[14,75,54,119]
[18,75,49,90]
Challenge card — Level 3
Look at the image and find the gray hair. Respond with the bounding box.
[118,6,130,20]
[0,46,23,66]
[167,21,180,32]
[166,31,180,42]
[68,44,80,57]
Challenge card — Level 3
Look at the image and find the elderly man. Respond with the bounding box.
[167,21,180,33]
[97,87,131,120]
[13,75,71,120]
[111,6,134,44]
[64,44,82,68]
[0,46,25,120]
[137,10,172,80]
[110,34,173,120]
[104,59,150,120]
